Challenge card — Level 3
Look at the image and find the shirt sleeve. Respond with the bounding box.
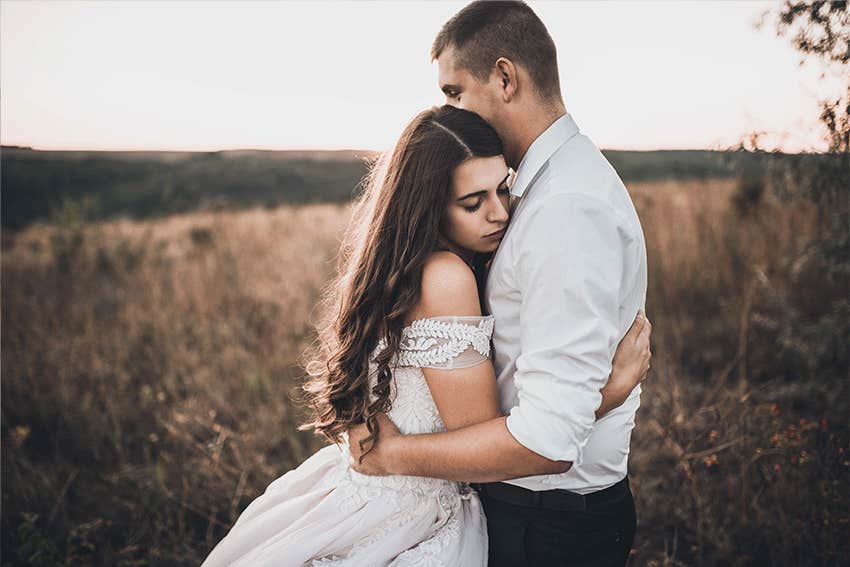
[504,192,629,465]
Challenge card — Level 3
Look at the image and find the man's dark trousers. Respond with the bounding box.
[475,476,636,566]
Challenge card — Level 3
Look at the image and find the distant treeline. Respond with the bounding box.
[0,145,807,230]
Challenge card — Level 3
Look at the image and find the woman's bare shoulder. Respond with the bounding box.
[409,251,481,321]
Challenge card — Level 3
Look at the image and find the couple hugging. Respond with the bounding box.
[203,2,652,566]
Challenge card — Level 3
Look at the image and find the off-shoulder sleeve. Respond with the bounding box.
[396,315,495,370]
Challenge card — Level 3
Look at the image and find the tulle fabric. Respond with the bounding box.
[201,445,487,566]
[201,315,494,566]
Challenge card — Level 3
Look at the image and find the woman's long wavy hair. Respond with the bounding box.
[297,105,504,459]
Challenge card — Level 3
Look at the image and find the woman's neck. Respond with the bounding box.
[435,236,474,267]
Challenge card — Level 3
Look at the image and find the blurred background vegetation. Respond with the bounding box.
[1,147,784,231]
[2,1,847,566]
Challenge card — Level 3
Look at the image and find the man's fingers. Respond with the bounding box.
[637,319,652,348]
[640,358,651,381]
[625,312,646,341]
[639,316,651,336]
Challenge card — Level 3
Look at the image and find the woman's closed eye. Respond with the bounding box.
[464,185,510,213]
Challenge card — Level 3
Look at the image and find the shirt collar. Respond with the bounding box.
[510,112,580,198]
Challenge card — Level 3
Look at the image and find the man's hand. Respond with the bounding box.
[609,311,652,389]
[347,412,402,476]
[595,311,652,419]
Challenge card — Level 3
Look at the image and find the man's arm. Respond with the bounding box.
[348,309,650,480]
[349,193,634,480]
[503,193,628,466]
[351,413,570,482]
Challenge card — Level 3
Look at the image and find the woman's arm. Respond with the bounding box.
[411,253,652,432]
[349,309,652,481]
[409,252,503,431]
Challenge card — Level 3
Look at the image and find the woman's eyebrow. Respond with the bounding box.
[457,189,487,201]
[456,171,512,201]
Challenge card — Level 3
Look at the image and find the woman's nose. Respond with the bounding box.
[488,200,509,223]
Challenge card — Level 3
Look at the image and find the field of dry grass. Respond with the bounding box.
[2,177,847,566]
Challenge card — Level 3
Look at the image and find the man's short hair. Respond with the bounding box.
[431,0,561,101]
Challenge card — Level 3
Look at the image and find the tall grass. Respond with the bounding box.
[627,178,847,565]
[2,177,847,566]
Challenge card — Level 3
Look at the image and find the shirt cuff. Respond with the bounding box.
[505,408,587,468]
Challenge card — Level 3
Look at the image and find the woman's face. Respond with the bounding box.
[440,155,512,254]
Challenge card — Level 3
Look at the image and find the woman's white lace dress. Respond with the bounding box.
[201,315,494,567]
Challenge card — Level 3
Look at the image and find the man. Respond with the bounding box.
[349,2,649,565]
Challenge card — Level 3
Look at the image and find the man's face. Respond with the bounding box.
[436,48,501,126]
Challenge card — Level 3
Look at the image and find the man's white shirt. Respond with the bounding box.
[484,113,648,495]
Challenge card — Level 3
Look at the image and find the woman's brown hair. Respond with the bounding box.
[297,105,504,459]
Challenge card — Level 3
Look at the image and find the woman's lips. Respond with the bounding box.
[484,228,506,239]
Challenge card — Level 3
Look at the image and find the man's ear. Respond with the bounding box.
[494,57,518,102]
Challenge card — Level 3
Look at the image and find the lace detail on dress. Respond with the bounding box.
[301,315,494,565]
[374,315,495,370]
[203,315,494,567]
[366,315,495,436]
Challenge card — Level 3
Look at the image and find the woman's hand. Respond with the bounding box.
[347,413,402,476]
[596,311,652,418]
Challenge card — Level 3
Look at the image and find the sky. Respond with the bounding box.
[0,0,840,153]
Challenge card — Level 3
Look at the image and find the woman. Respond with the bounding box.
[201,105,651,566]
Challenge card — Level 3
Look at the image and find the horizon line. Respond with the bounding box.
[1,144,807,155]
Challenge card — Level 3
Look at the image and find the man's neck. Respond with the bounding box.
[508,104,567,170]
